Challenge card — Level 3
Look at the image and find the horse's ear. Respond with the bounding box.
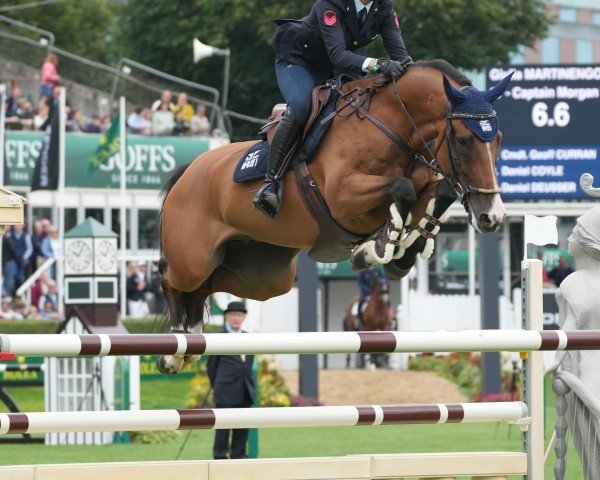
[442,75,467,103]
[484,72,514,103]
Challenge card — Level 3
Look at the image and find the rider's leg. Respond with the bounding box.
[253,58,314,218]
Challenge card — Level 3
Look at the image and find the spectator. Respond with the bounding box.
[30,220,45,272]
[151,90,174,112]
[127,107,151,134]
[85,115,102,133]
[40,53,61,100]
[190,104,211,136]
[100,115,112,132]
[37,280,59,312]
[40,225,61,279]
[5,86,33,130]
[31,271,50,311]
[549,256,574,287]
[3,225,32,296]
[14,300,26,319]
[66,110,85,132]
[172,92,194,135]
[33,99,49,130]
[0,297,23,321]
[207,301,255,459]
[127,261,150,318]
[5,85,20,117]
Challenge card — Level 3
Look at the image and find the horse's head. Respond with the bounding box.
[439,73,513,233]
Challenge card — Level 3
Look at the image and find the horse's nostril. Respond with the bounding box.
[479,213,492,227]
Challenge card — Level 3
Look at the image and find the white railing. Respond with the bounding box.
[15,257,55,306]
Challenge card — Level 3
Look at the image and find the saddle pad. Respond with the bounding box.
[233,90,339,184]
[233,141,270,183]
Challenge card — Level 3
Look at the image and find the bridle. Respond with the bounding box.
[328,75,502,210]
[442,107,502,206]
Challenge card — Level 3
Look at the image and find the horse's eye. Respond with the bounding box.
[456,136,471,147]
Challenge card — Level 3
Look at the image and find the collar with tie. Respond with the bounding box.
[355,0,373,29]
[358,8,367,28]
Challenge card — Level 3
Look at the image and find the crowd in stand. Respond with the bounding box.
[3,54,213,137]
[1,219,63,321]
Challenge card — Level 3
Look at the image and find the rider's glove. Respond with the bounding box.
[377,58,412,80]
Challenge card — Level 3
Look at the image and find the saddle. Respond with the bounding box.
[258,84,333,143]
[235,77,369,263]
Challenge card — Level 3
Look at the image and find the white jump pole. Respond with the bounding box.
[0,329,596,357]
[0,401,528,435]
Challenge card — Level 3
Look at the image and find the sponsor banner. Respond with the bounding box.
[487,64,600,199]
[4,132,213,190]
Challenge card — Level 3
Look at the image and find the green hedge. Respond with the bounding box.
[0,318,223,334]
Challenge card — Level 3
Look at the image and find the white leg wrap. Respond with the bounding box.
[368,239,395,264]
[420,238,435,259]
[389,204,404,230]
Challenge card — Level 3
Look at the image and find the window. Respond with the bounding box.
[84,208,104,224]
[593,11,600,26]
[65,209,78,232]
[558,8,577,23]
[576,40,593,63]
[111,208,130,249]
[541,37,560,64]
[138,209,159,250]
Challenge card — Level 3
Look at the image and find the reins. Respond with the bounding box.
[325,74,502,209]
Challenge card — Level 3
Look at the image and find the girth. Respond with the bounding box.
[292,157,368,263]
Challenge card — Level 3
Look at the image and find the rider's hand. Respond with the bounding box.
[377,58,412,80]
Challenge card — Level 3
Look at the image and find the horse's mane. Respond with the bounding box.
[414,59,472,87]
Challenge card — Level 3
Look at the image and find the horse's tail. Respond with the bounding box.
[156,163,202,332]
[156,163,191,254]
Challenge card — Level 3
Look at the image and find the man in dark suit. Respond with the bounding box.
[207,301,256,459]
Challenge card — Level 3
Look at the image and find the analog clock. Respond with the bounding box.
[94,238,118,274]
[64,238,93,275]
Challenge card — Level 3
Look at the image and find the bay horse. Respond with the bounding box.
[157,59,512,373]
[344,278,395,369]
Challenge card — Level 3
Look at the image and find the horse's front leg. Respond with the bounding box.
[383,177,457,279]
[350,177,417,270]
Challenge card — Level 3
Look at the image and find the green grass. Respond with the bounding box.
[0,375,585,479]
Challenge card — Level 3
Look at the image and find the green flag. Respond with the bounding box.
[89,114,120,171]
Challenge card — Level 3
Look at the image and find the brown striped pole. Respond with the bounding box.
[0,402,528,435]
[1,330,600,357]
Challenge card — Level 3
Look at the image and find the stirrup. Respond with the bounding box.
[253,180,282,218]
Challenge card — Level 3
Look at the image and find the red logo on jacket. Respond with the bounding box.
[323,10,337,26]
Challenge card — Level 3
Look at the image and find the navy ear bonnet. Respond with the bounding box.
[443,72,513,142]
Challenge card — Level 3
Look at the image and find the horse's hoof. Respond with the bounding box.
[156,356,178,375]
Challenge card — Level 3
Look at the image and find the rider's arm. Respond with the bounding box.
[316,1,368,76]
[378,1,412,63]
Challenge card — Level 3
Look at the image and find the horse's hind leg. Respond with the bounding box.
[156,258,209,374]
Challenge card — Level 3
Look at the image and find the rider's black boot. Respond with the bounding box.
[253,107,303,218]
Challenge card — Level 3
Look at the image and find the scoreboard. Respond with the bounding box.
[486,64,600,199]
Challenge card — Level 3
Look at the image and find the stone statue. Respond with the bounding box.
[551,202,600,479]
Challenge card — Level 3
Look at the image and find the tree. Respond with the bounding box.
[395,0,550,70]
[0,0,121,65]
[120,0,550,138]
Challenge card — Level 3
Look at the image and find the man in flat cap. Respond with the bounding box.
[207,301,256,459]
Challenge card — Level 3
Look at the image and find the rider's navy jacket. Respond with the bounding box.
[272,0,410,83]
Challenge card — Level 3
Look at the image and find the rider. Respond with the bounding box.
[357,266,389,322]
[253,0,413,218]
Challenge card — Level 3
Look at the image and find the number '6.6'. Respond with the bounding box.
[532,102,570,128]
